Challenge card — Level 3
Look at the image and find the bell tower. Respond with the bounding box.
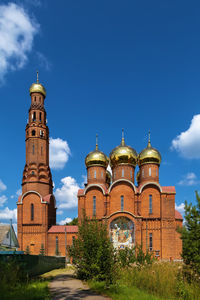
[22,72,53,196]
[17,73,56,255]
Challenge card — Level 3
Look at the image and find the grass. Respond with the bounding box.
[0,279,50,300]
[89,281,163,300]
[88,262,200,300]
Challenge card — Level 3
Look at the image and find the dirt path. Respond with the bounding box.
[49,269,110,300]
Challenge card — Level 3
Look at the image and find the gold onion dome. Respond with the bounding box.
[110,130,137,167]
[85,135,109,168]
[138,132,161,166]
[29,71,46,98]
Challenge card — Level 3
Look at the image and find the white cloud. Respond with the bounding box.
[0,179,7,191]
[50,138,71,170]
[0,3,39,82]
[178,172,199,186]
[0,195,7,207]
[175,203,185,215]
[59,217,72,225]
[11,188,22,199]
[57,210,63,215]
[171,114,200,159]
[55,176,80,209]
[36,51,51,71]
[0,207,17,221]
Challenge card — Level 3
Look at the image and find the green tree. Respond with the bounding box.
[66,217,78,225]
[39,243,45,256]
[179,191,200,276]
[69,213,114,283]
[25,245,30,255]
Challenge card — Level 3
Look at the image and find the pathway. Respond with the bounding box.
[49,269,110,300]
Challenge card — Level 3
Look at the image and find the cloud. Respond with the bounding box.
[11,188,22,199]
[59,217,72,225]
[175,203,185,215]
[178,172,199,186]
[55,176,80,209]
[0,207,17,221]
[171,114,200,159]
[0,179,7,191]
[49,138,71,170]
[0,195,7,207]
[0,3,39,82]
[36,51,51,71]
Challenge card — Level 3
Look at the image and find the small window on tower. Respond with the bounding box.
[93,196,96,216]
[156,169,158,176]
[149,195,152,214]
[32,144,35,154]
[101,171,103,178]
[130,170,132,179]
[39,112,42,121]
[122,169,124,177]
[40,130,44,137]
[149,167,151,176]
[39,97,41,102]
[32,130,36,136]
[32,112,36,121]
[121,195,124,211]
[34,97,36,102]
[94,170,96,178]
[31,203,34,221]
[142,169,144,177]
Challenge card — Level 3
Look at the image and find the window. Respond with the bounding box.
[101,171,103,178]
[122,169,124,177]
[142,169,144,177]
[149,195,152,214]
[55,236,59,256]
[32,112,36,121]
[39,112,42,121]
[40,130,44,137]
[149,233,153,251]
[94,170,96,178]
[149,167,151,176]
[34,96,36,102]
[114,171,116,179]
[130,170,132,179]
[31,203,34,221]
[93,196,96,216]
[32,144,35,154]
[121,195,124,211]
[32,130,36,136]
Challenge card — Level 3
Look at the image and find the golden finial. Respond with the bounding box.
[36,71,39,83]
[96,134,98,150]
[121,128,125,146]
[148,130,151,148]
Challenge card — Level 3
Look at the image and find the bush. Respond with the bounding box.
[69,213,114,283]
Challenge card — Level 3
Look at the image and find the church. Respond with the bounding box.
[17,77,183,260]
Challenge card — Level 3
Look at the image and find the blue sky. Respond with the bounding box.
[0,0,200,227]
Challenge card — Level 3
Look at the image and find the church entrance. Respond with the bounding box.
[110,217,135,249]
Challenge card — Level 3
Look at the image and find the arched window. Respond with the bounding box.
[94,170,96,179]
[149,194,152,214]
[121,195,124,211]
[32,112,36,121]
[32,144,35,154]
[39,112,42,121]
[32,130,36,136]
[101,171,103,178]
[34,96,36,102]
[149,167,151,176]
[31,203,34,221]
[55,236,59,256]
[122,169,124,177]
[93,196,96,216]
[149,233,153,251]
[130,170,132,179]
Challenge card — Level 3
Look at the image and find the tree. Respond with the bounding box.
[25,245,30,255]
[179,191,200,276]
[66,217,78,225]
[69,213,114,283]
[40,243,45,256]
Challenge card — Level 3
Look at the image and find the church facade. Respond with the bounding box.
[17,78,182,259]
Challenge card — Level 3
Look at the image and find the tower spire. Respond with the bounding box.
[36,70,39,83]
[148,130,151,148]
[121,128,125,146]
[96,134,98,150]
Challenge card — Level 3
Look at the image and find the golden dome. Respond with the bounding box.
[85,135,109,168]
[29,71,46,98]
[138,132,161,166]
[110,130,137,167]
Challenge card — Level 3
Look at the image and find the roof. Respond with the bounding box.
[175,210,183,220]
[162,186,176,193]
[0,225,10,243]
[48,225,78,233]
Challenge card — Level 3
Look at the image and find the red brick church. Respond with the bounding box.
[17,77,182,259]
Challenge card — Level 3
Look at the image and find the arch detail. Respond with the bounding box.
[139,181,162,193]
[84,184,105,195]
[109,179,136,193]
[106,210,142,220]
[20,191,44,204]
